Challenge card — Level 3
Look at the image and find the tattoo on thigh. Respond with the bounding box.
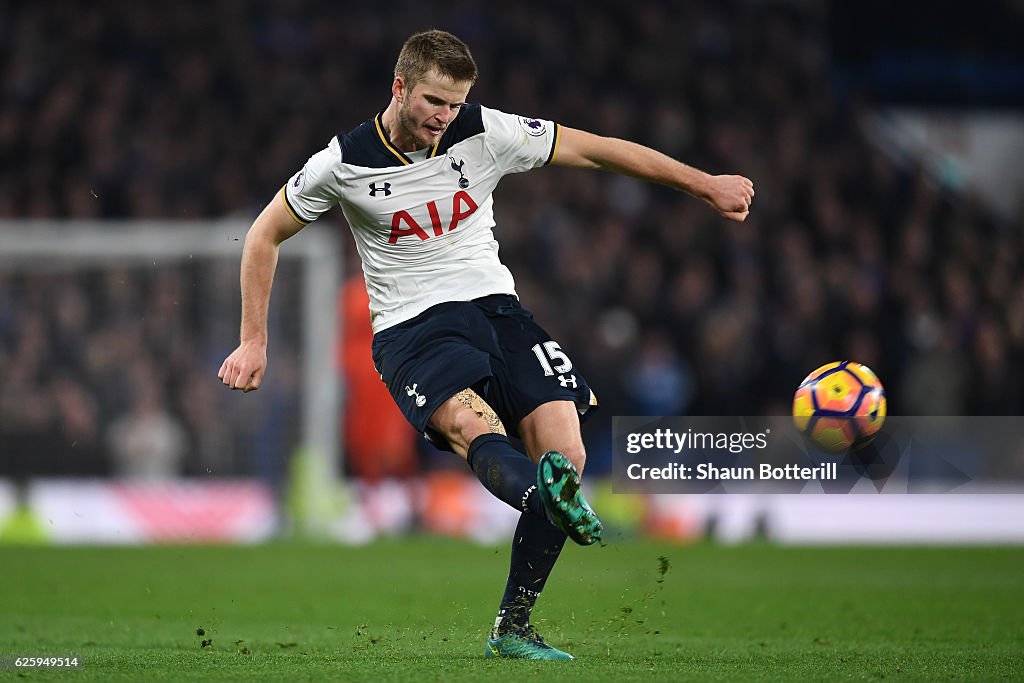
[454,389,507,436]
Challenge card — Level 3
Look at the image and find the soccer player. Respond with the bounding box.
[219,30,753,660]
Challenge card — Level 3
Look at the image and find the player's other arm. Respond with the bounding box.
[218,195,306,392]
[551,126,754,222]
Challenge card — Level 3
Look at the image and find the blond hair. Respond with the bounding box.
[394,30,478,87]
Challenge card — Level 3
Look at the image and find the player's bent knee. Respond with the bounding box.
[561,445,587,476]
[538,437,586,474]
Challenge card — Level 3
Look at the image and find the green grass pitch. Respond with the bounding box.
[1,540,1022,681]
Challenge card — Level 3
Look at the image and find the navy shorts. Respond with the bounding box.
[371,295,598,450]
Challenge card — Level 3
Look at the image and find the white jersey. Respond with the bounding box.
[283,105,560,333]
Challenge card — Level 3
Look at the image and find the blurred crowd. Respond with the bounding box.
[2,1,1021,480]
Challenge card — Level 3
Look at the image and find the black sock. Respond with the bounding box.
[493,512,567,637]
[466,434,549,520]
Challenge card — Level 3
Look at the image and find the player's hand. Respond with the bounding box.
[702,174,755,222]
[218,341,267,393]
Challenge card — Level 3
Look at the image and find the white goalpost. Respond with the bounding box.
[0,220,343,486]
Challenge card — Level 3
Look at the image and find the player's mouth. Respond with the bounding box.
[424,124,445,137]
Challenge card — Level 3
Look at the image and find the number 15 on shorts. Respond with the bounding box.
[531,341,573,375]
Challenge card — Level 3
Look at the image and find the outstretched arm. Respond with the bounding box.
[552,126,754,222]
[217,193,306,392]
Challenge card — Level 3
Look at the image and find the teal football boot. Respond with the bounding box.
[536,451,603,546]
[486,627,574,661]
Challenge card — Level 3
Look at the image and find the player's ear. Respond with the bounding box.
[392,76,406,102]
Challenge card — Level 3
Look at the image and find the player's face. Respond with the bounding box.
[397,69,472,150]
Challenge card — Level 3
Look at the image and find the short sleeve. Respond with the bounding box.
[282,137,343,224]
[481,107,560,176]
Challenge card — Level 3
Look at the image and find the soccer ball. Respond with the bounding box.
[792,361,887,453]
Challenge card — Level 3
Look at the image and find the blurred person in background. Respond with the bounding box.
[338,274,418,482]
[107,363,188,480]
[218,29,752,660]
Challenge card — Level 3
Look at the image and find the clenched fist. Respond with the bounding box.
[702,174,755,222]
[218,341,267,393]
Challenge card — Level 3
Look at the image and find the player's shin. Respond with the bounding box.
[466,433,551,521]
[493,512,567,637]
